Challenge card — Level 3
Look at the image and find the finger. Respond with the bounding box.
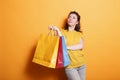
[48,25,53,30]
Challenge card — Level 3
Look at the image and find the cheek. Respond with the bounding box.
[74,19,78,24]
[75,21,78,24]
[73,20,78,24]
[67,18,78,25]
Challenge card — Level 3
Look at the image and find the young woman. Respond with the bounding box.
[49,11,86,80]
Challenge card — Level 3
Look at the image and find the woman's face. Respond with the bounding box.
[67,13,78,27]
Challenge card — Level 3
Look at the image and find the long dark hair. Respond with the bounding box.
[64,11,82,32]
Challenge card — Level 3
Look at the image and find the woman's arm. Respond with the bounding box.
[48,25,62,36]
[67,38,84,50]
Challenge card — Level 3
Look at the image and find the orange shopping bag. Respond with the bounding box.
[32,32,59,68]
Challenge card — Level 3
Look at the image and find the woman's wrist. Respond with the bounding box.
[67,46,71,50]
[48,25,62,36]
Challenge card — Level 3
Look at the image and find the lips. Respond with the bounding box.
[68,20,72,23]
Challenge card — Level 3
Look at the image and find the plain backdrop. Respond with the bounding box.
[0,0,120,80]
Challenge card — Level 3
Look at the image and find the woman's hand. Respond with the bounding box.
[48,25,62,36]
[48,25,59,31]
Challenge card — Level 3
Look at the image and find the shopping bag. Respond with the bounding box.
[32,33,59,68]
[61,36,70,67]
[56,37,63,68]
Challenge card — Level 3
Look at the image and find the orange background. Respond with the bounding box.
[0,0,120,80]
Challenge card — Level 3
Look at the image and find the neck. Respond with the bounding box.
[68,25,75,31]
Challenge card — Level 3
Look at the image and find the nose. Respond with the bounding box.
[68,17,72,21]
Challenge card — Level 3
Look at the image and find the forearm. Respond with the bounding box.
[67,38,84,50]
[67,44,83,50]
[55,28,62,36]
[48,26,62,36]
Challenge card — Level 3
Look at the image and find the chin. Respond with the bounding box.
[68,24,73,26]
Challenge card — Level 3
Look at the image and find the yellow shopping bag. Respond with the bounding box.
[32,32,59,68]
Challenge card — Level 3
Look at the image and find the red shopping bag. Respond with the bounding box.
[56,37,63,68]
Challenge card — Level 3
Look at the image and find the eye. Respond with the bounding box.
[68,14,77,20]
[68,16,72,19]
[73,16,76,19]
